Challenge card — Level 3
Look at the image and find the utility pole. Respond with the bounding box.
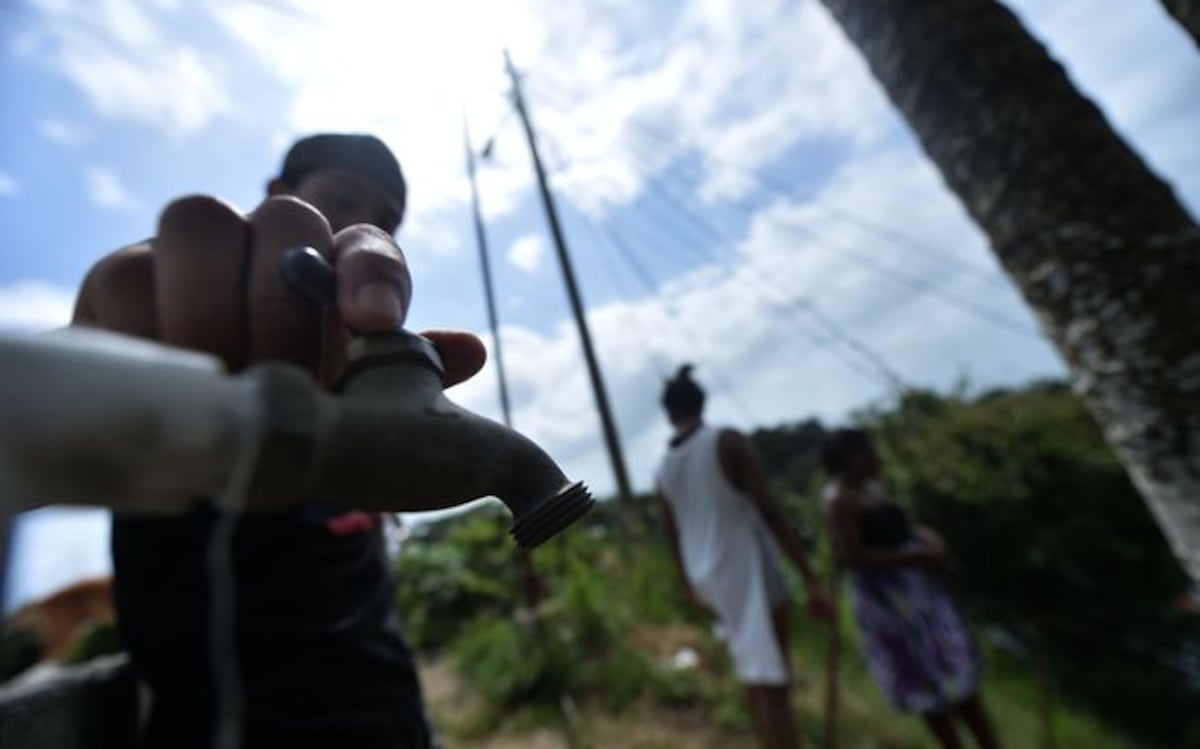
[503,50,636,515]
[465,112,549,611]
[463,112,513,428]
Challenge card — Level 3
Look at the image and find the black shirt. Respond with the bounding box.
[112,504,435,749]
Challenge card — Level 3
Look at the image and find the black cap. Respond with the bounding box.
[278,133,407,224]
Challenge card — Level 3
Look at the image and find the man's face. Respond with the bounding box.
[277,169,403,235]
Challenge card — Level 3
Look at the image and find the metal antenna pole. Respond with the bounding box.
[463,111,514,428]
[503,50,635,513]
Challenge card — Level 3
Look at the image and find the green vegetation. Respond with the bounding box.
[0,625,43,682]
[863,382,1195,746]
[396,380,1196,747]
[64,619,122,665]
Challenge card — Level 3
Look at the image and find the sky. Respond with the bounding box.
[2,0,1198,611]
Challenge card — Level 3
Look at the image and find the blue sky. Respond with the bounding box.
[3,0,1199,611]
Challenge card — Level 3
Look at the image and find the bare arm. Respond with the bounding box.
[824,489,935,570]
[717,429,820,588]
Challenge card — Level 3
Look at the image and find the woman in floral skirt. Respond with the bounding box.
[821,428,1003,749]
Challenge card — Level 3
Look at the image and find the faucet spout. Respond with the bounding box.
[250,332,594,548]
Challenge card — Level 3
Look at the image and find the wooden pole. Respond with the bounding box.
[462,113,514,428]
[503,50,636,515]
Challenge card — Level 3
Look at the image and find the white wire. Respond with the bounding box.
[206,386,264,749]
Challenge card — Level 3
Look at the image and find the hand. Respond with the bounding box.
[688,589,718,619]
[915,526,949,567]
[72,195,485,388]
[805,590,836,623]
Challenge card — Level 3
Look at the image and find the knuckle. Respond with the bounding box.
[340,246,409,289]
[251,196,332,238]
[158,195,247,237]
[335,223,402,255]
[88,243,153,294]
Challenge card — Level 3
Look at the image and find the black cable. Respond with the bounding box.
[636,157,1039,339]
[580,215,765,423]
[527,75,1005,286]
[537,130,904,392]
[567,205,672,381]
[524,83,1037,339]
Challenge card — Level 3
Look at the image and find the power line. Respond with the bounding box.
[564,205,672,381]
[522,83,1038,339]
[588,218,766,422]
[633,155,1040,339]
[525,77,1008,287]
[633,177,910,389]
[541,147,778,418]
[618,116,1007,286]
[537,130,905,392]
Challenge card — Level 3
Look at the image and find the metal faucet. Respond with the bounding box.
[0,249,593,552]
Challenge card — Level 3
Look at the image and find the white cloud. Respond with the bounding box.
[26,0,231,136]
[196,0,893,260]
[521,0,891,214]
[507,234,546,274]
[0,280,76,332]
[447,145,1065,498]
[0,171,22,198]
[38,119,89,146]
[85,166,139,211]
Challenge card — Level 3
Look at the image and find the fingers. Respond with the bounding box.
[331,224,412,333]
[247,197,334,371]
[73,242,157,339]
[154,196,250,371]
[422,330,487,388]
[80,199,479,398]
[320,225,414,384]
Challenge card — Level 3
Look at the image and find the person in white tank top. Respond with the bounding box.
[655,365,832,749]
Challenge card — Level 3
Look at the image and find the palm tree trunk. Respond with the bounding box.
[816,0,1200,578]
[1162,0,1200,48]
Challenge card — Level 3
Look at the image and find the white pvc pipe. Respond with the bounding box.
[0,328,261,516]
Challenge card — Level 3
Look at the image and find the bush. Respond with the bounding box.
[0,626,43,682]
[397,380,1190,747]
[858,383,1195,745]
[395,506,517,651]
[64,619,122,665]
[448,533,657,712]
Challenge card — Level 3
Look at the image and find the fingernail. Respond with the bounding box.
[354,282,406,327]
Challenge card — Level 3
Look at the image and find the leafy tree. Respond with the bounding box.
[750,419,827,495]
[394,505,518,651]
[817,0,1200,580]
[859,384,1194,744]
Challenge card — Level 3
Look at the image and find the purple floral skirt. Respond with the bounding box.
[850,559,981,714]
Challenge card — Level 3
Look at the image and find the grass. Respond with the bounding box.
[400,508,1159,748]
[422,590,1147,748]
